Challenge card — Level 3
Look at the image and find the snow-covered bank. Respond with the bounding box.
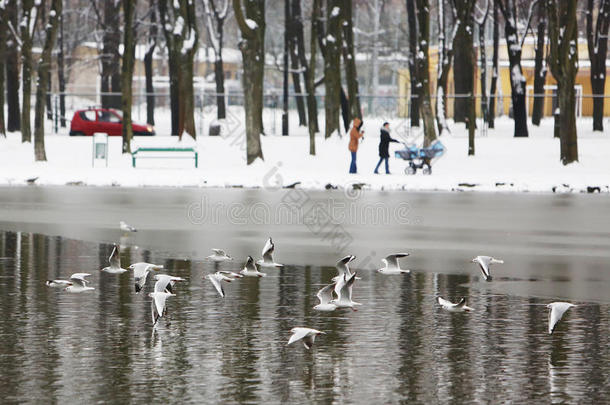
[1,117,609,193]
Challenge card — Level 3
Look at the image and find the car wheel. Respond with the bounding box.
[69,131,84,136]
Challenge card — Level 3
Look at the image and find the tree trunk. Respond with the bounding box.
[341,0,361,121]
[453,24,472,123]
[21,0,37,143]
[307,0,320,154]
[121,0,136,154]
[233,0,265,164]
[0,6,6,136]
[324,0,342,138]
[436,0,454,135]
[5,0,20,133]
[292,0,313,129]
[406,0,419,127]
[101,1,122,109]
[415,0,437,146]
[532,3,546,126]
[34,0,62,161]
[587,0,610,132]
[488,0,499,128]
[547,0,578,165]
[504,21,528,137]
[57,13,66,128]
[287,24,307,127]
[478,16,488,126]
[144,0,157,126]
[214,56,226,119]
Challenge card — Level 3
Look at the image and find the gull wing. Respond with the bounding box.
[154,275,185,293]
[287,327,310,346]
[70,273,91,287]
[108,244,121,268]
[437,296,453,307]
[384,253,409,268]
[302,335,315,350]
[244,256,257,271]
[212,248,225,256]
[208,274,226,298]
[548,302,575,334]
[262,238,274,262]
[335,255,355,277]
[316,284,335,305]
[151,299,159,325]
[475,256,491,280]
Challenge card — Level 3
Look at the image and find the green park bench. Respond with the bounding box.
[131,147,198,168]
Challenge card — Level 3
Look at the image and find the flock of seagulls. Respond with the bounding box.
[45,221,580,345]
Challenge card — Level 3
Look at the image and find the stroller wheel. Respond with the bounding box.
[423,166,432,175]
[405,165,416,175]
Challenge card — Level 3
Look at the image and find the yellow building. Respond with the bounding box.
[398,39,610,118]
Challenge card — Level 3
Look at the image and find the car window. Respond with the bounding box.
[98,110,121,123]
[79,110,96,121]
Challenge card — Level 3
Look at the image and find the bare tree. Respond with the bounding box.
[144,0,158,126]
[287,0,308,127]
[406,0,419,126]
[203,0,230,120]
[34,0,62,161]
[233,0,265,164]
[475,0,490,126]
[547,0,578,165]
[586,0,610,132]
[307,0,321,154]
[94,0,122,109]
[20,0,41,143]
[0,3,6,136]
[324,0,342,138]
[121,0,136,153]
[5,0,20,133]
[436,0,458,135]
[497,0,537,138]
[531,0,547,126]
[488,0,499,128]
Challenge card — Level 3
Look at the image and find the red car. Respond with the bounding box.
[69,108,155,136]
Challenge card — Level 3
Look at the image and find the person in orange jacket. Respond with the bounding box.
[348,117,364,173]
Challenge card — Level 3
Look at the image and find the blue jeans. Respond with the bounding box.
[349,151,357,173]
[374,157,389,174]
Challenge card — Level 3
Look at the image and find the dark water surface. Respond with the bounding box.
[0,187,609,403]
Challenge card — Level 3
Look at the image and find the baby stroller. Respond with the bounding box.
[394,140,445,175]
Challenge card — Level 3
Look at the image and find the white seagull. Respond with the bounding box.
[377,253,411,274]
[207,249,233,262]
[65,273,95,293]
[120,221,137,232]
[547,302,576,334]
[471,255,503,281]
[313,283,337,311]
[154,274,185,294]
[101,244,128,274]
[218,270,244,279]
[149,278,175,325]
[129,262,164,293]
[46,279,72,288]
[287,327,325,349]
[331,271,360,310]
[240,256,267,277]
[437,296,474,312]
[332,255,359,282]
[257,237,283,268]
[206,272,234,298]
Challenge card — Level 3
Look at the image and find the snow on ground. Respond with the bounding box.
[0,116,609,193]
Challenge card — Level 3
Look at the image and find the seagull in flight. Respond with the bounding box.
[257,237,283,268]
[332,255,359,282]
[120,221,137,232]
[64,273,95,293]
[149,277,175,325]
[129,262,164,293]
[207,249,233,262]
[46,278,72,288]
[313,283,337,311]
[287,327,325,349]
[154,274,185,294]
[437,296,474,312]
[101,244,128,274]
[206,272,235,298]
[377,253,411,274]
[240,256,266,277]
[547,302,576,334]
[331,271,360,310]
[471,255,503,281]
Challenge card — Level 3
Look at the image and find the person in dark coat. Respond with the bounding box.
[374,122,399,174]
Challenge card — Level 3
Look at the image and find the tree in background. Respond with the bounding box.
[203,0,230,120]
[475,0,490,127]
[488,0,499,128]
[121,0,136,153]
[4,0,20,133]
[144,0,158,126]
[531,0,547,126]
[341,1,361,122]
[497,0,537,138]
[406,0,419,127]
[436,0,457,135]
[94,0,122,109]
[233,0,265,164]
[324,0,342,138]
[20,0,41,143]
[586,0,610,132]
[34,0,62,161]
[307,0,321,154]
[0,3,6,136]
[547,0,578,165]
[414,0,437,146]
